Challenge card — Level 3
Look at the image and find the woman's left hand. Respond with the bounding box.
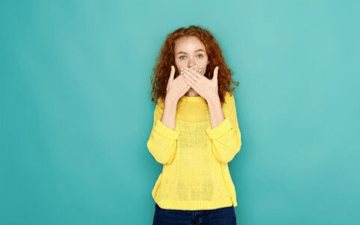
[182,65,219,102]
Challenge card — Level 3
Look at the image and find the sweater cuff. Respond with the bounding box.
[154,119,180,140]
[206,117,232,139]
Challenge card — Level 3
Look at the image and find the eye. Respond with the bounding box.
[197,54,203,58]
[179,55,186,60]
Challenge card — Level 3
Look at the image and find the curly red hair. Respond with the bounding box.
[150,25,239,107]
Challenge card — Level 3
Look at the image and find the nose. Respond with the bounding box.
[187,57,196,68]
[188,57,196,68]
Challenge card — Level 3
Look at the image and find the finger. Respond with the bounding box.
[185,68,200,80]
[212,66,219,83]
[169,65,175,82]
[180,67,186,76]
[183,71,197,83]
[189,65,202,73]
[183,69,199,82]
[194,65,202,73]
[184,75,201,94]
[183,74,195,88]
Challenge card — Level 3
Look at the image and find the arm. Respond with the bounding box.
[147,98,180,165]
[205,93,242,163]
[161,96,178,130]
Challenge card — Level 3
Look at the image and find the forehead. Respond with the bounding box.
[174,36,206,52]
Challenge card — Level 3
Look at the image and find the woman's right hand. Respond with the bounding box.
[165,65,190,103]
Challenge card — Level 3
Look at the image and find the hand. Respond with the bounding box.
[182,65,219,101]
[165,65,191,103]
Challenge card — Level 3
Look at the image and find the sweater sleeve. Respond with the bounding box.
[205,93,242,163]
[147,98,180,165]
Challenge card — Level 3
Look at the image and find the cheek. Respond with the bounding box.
[201,62,208,74]
[175,62,187,71]
[174,60,180,69]
[198,57,208,68]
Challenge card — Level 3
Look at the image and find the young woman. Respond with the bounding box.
[147,25,242,225]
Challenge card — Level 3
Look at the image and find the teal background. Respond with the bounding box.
[1,0,359,224]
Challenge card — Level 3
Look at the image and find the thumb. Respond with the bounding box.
[169,65,175,82]
[212,66,219,83]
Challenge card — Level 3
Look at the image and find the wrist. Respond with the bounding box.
[165,94,178,108]
[206,93,220,105]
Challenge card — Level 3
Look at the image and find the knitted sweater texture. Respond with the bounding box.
[147,92,242,210]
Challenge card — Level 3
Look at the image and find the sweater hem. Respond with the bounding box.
[154,198,236,211]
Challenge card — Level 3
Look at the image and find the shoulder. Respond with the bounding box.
[224,91,235,107]
[222,92,236,114]
[156,97,165,110]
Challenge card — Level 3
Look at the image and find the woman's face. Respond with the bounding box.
[174,36,209,76]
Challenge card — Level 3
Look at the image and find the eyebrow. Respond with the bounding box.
[176,49,205,55]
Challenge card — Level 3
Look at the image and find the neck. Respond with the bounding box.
[185,88,199,97]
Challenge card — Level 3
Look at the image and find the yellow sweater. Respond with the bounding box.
[147,92,242,210]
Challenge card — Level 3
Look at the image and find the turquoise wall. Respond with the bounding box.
[1,0,359,224]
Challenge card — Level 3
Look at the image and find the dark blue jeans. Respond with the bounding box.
[152,203,237,225]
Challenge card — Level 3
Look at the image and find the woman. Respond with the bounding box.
[147,25,242,225]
